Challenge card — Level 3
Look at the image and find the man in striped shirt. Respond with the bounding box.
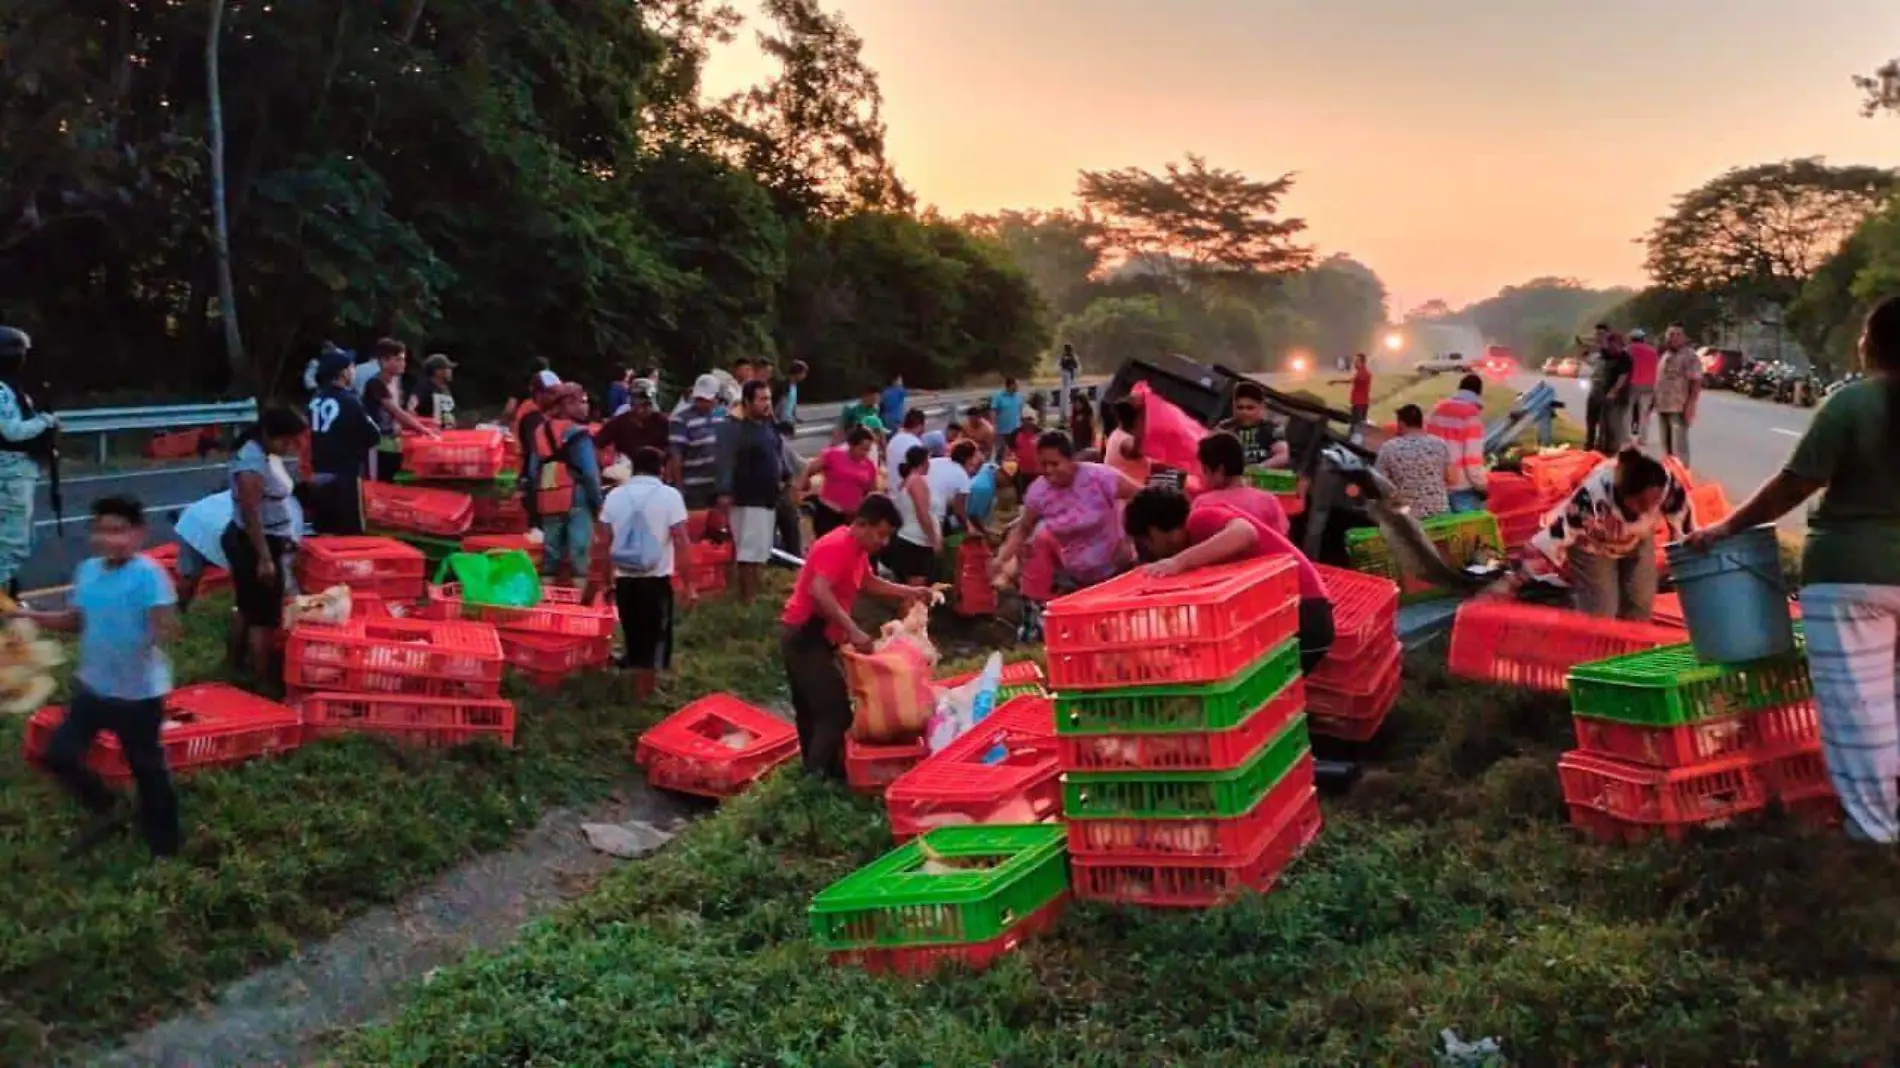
[668,374,727,510]
[1427,374,1489,513]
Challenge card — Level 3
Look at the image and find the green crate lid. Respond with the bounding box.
[1062,714,1311,820]
[1054,638,1301,736]
[808,824,1068,950]
[1244,467,1298,494]
[1566,629,1810,728]
[394,470,518,496]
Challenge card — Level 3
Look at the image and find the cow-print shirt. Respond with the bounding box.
[1526,459,1695,574]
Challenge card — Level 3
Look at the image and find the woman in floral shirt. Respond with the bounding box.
[1518,447,1696,620]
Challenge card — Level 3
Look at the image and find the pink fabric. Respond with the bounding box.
[1195,484,1289,536]
[1185,501,1327,601]
[817,446,877,513]
[1023,462,1128,592]
[1628,342,1660,388]
[1129,382,1207,472]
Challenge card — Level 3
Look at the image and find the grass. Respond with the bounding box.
[0,580,798,1062]
[338,652,1900,1066]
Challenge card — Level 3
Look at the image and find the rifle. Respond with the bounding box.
[38,379,61,534]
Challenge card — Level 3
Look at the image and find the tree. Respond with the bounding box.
[1076,154,1311,285]
[1405,299,1455,323]
[1054,296,1192,374]
[958,210,1103,316]
[205,0,245,384]
[1459,277,1632,360]
[1642,158,1898,311]
[1856,57,1900,116]
[1283,255,1388,360]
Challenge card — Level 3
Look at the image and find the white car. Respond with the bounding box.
[1412,352,1470,376]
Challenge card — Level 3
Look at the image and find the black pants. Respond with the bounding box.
[311,476,365,536]
[614,575,674,670]
[781,621,851,779]
[775,498,803,557]
[371,446,404,483]
[879,537,936,585]
[44,688,181,856]
[222,526,292,627]
[1584,393,1604,453]
[810,500,848,539]
[1298,596,1338,674]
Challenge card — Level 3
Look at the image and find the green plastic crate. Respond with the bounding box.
[1062,714,1311,820]
[1054,638,1300,736]
[1566,635,1811,728]
[1346,511,1502,604]
[998,682,1047,701]
[808,824,1069,950]
[1244,467,1298,494]
[395,470,519,498]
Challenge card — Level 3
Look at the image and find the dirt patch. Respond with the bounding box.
[93,786,703,1068]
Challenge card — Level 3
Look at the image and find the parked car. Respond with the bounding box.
[1413,352,1469,376]
[1476,346,1517,377]
[1699,347,1748,390]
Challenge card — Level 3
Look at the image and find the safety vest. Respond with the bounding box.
[532,417,577,516]
[511,398,541,444]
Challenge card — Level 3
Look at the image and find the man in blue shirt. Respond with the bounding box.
[879,373,908,429]
[305,350,380,534]
[990,376,1026,456]
[20,495,182,858]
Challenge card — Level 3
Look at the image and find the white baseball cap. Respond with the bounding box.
[691,373,722,401]
[534,369,561,390]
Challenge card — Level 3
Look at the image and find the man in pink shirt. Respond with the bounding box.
[1625,327,1661,445]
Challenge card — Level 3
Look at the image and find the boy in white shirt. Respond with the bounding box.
[598,447,696,699]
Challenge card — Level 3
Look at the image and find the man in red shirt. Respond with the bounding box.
[1123,486,1337,670]
[1331,352,1373,430]
[779,493,932,778]
[1625,328,1661,445]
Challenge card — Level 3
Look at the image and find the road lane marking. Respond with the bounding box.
[1770,428,1802,438]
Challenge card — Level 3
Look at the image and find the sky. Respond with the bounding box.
[703,0,1900,312]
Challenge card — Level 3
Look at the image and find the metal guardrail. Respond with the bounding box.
[790,385,1100,442]
[56,399,259,465]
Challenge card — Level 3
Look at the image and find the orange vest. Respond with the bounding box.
[511,399,541,444]
[532,417,576,515]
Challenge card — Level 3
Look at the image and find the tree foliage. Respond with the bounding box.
[957,210,1103,317]
[1642,158,1897,312]
[1856,57,1900,117]
[1076,154,1312,284]
[0,0,1036,402]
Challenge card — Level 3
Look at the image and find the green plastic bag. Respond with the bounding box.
[435,550,543,608]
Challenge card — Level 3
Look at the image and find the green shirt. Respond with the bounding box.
[837,401,877,432]
[1786,379,1900,586]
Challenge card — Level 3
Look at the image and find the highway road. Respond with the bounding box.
[11,373,1812,592]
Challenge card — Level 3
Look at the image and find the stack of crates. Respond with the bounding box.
[1484,471,1554,550]
[1559,636,1831,841]
[809,823,1070,974]
[1448,602,1686,693]
[397,429,517,526]
[1244,466,1305,520]
[1047,556,1321,908]
[26,683,302,780]
[1345,510,1502,604]
[285,615,514,748]
[421,578,618,688]
[635,693,798,798]
[1306,565,1403,742]
[884,695,1062,840]
[294,536,427,604]
[845,661,1048,795]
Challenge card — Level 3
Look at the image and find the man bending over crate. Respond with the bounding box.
[1123,486,1337,672]
[780,494,932,779]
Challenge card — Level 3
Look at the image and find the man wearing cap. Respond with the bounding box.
[668,374,727,510]
[305,350,380,535]
[595,380,670,462]
[1625,328,1660,445]
[416,354,457,428]
[0,327,54,597]
[526,384,604,598]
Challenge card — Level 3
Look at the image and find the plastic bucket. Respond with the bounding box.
[1664,525,1794,664]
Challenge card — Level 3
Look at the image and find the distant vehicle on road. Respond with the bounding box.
[1412,352,1469,376]
[1552,355,1581,377]
[1699,347,1748,390]
[1476,346,1518,377]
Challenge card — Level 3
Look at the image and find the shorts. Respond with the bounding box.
[542,508,595,570]
[614,575,674,671]
[175,542,208,581]
[731,506,775,565]
[220,526,291,628]
[880,536,937,583]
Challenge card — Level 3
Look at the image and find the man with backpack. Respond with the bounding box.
[522,384,603,599]
[600,446,695,699]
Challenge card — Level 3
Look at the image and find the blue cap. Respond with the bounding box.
[317,350,353,382]
[922,430,948,456]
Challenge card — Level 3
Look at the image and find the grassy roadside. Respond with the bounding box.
[339,654,1900,1065]
[0,584,793,1062]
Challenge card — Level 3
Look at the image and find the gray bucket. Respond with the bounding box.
[1664,524,1795,664]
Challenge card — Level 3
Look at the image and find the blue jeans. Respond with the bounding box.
[1448,489,1485,514]
[542,507,596,571]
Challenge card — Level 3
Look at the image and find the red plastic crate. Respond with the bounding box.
[1557,749,1767,829]
[300,692,516,748]
[469,494,531,536]
[1522,451,1599,499]
[1045,556,1301,690]
[1495,504,1545,550]
[297,536,427,599]
[401,429,507,481]
[1058,677,1304,773]
[147,544,230,594]
[499,630,613,680]
[935,660,1046,692]
[1571,714,1751,768]
[284,616,504,698]
[674,540,732,597]
[1307,639,1402,743]
[1448,602,1686,693]
[1483,472,1545,515]
[1069,789,1323,907]
[634,693,798,798]
[461,533,544,568]
[845,736,931,795]
[144,428,205,460]
[1750,702,1820,755]
[829,892,1068,975]
[424,582,617,639]
[1757,744,1834,803]
[25,684,300,784]
[1066,752,1315,859]
[362,481,475,537]
[885,695,1060,841]
[953,538,998,617]
[1313,565,1399,666]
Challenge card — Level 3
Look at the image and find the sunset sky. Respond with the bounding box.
[704,0,1900,311]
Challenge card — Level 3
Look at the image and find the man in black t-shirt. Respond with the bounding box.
[1216,380,1288,468]
[306,351,380,534]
